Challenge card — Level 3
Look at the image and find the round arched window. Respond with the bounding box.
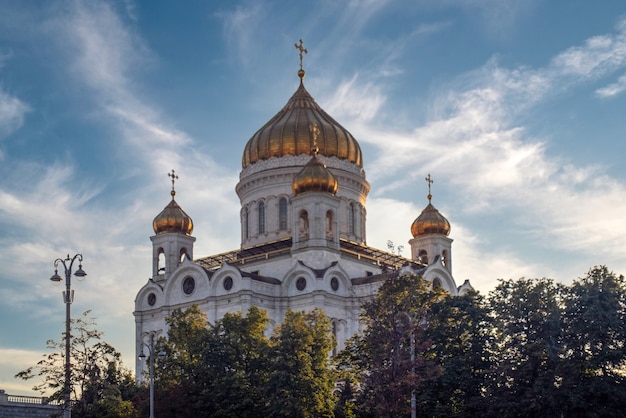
[183,276,195,295]
[331,277,339,291]
[223,276,233,291]
[147,293,156,306]
[296,277,307,291]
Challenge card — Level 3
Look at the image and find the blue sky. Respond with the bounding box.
[1,0,626,395]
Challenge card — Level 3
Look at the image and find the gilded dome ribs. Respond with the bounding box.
[242,80,363,168]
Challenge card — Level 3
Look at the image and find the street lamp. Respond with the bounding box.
[49,253,87,418]
[139,332,165,418]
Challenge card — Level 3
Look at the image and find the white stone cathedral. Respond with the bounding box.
[134,54,472,378]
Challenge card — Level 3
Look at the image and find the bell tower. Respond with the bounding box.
[409,175,453,273]
[151,170,195,281]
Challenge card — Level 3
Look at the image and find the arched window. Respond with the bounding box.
[348,203,355,235]
[244,207,249,239]
[442,250,449,269]
[418,249,428,265]
[258,201,265,234]
[433,277,442,289]
[326,210,334,239]
[179,248,188,264]
[279,198,288,230]
[299,210,309,239]
[157,248,165,274]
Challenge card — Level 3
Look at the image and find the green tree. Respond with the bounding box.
[153,304,210,417]
[202,306,271,417]
[15,310,137,417]
[266,308,336,418]
[561,266,626,417]
[344,274,444,418]
[156,305,337,417]
[419,290,492,417]
[155,305,272,417]
[486,278,566,417]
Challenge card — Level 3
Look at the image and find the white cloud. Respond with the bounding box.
[547,18,626,87]
[59,1,150,95]
[596,72,626,97]
[321,15,626,290]
[0,88,30,141]
[217,4,265,67]
[325,75,386,123]
[0,1,242,384]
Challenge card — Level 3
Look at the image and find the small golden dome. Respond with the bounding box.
[153,170,193,235]
[292,153,339,195]
[411,203,451,237]
[242,77,363,169]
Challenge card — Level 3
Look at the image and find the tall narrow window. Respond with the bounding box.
[258,201,265,234]
[326,210,334,239]
[157,249,165,274]
[244,207,249,239]
[348,203,355,235]
[299,211,309,239]
[418,250,428,265]
[442,250,449,269]
[279,198,288,230]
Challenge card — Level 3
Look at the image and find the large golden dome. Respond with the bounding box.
[242,72,363,168]
[292,152,339,195]
[411,202,451,238]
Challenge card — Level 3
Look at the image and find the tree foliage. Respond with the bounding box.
[342,274,446,417]
[485,277,567,416]
[155,305,336,417]
[21,266,626,417]
[15,310,137,417]
[484,267,626,418]
[266,309,336,418]
[419,290,492,417]
[339,267,626,418]
[561,266,626,417]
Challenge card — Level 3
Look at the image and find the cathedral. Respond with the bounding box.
[134,44,472,377]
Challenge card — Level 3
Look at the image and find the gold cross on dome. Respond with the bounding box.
[295,39,308,71]
[168,169,179,196]
[425,174,433,202]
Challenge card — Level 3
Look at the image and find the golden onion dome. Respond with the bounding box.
[410,203,451,237]
[411,174,450,237]
[242,70,363,168]
[292,150,339,196]
[153,171,194,235]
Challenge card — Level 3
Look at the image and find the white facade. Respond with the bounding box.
[134,73,469,379]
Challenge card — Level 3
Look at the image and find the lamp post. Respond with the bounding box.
[49,254,87,418]
[138,332,165,418]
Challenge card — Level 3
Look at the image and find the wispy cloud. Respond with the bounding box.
[319,15,626,283]
[0,88,30,142]
[217,4,265,67]
[0,0,239,334]
[596,72,626,97]
[549,21,626,81]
